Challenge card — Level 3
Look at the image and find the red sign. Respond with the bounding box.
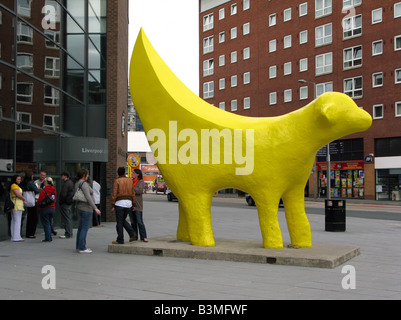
[317,161,364,171]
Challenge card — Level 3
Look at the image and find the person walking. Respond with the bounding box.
[130,168,148,242]
[37,177,57,242]
[59,171,74,239]
[74,169,100,253]
[9,175,26,242]
[22,170,40,238]
[92,179,102,227]
[111,167,137,244]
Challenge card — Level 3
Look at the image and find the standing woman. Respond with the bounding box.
[75,169,101,253]
[22,170,40,238]
[37,177,57,242]
[9,175,26,242]
[131,168,148,242]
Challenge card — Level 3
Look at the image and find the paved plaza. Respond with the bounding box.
[0,194,400,300]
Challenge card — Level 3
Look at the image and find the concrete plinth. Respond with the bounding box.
[108,236,360,269]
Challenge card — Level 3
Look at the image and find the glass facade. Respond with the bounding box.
[0,0,110,240]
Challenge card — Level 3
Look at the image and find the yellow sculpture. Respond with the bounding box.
[129,29,372,248]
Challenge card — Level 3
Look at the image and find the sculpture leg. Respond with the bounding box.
[254,194,283,248]
[177,202,190,242]
[178,192,215,247]
[282,188,312,247]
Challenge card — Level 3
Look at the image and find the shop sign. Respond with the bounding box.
[317,161,364,171]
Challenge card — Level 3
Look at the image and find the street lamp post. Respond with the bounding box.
[299,79,331,200]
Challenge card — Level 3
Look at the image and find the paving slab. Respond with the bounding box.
[108,235,360,269]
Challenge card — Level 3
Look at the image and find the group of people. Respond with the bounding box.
[6,166,147,254]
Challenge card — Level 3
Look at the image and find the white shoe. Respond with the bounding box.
[78,248,92,254]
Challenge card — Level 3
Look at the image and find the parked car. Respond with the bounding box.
[167,191,178,202]
[245,194,283,207]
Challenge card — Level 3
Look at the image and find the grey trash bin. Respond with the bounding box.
[325,199,346,232]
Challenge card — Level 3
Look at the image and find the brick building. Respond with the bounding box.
[199,0,401,201]
[0,0,128,238]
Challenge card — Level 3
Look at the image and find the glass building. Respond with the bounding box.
[0,0,129,240]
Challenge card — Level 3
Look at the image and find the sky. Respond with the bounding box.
[128,0,200,95]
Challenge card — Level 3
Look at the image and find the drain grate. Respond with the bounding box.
[153,249,163,256]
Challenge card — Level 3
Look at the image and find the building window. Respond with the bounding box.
[284,8,292,22]
[17,0,32,18]
[45,57,60,77]
[17,53,33,74]
[243,22,250,35]
[300,58,308,72]
[395,68,401,84]
[269,14,277,26]
[203,59,214,76]
[243,0,250,11]
[203,81,214,99]
[203,13,214,31]
[44,85,60,105]
[243,47,250,60]
[372,72,383,88]
[219,55,225,66]
[343,0,361,9]
[219,78,225,90]
[343,14,362,39]
[284,62,292,76]
[316,81,333,97]
[244,97,251,109]
[219,102,225,110]
[231,100,237,111]
[284,89,292,102]
[44,30,60,48]
[203,36,214,54]
[284,35,292,49]
[16,112,31,132]
[396,101,401,117]
[315,0,332,18]
[316,52,332,75]
[231,51,237,63]
[300,30,308,44]
[343,45,362,69]
[231,3,237,15]
[269,65,277,78]
[269,92,277,105]
[373,104,383,119]
[16,82,33,104]
[315,23,332,46]
[231,75,237,87]
[219,8,225,20]
[43,114,59,132]
[219,32,225,43]
[395,2,401,18]
[231,27,237,40]
[299,3,308,16]
[372,40,383,56]
[269,39,277,52]
[243,72,250,84]
[344,76,363,98]
[372,8,382,24]
[300,86,308,100]
[395,35,401,51]
[17,22,33,43]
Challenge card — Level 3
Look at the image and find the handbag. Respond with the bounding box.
[4,193,15,213]
[72,182,88,203]
[38,189,54,208]
[25,190,36,207]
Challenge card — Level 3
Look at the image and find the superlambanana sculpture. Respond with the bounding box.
[129,29,372,248]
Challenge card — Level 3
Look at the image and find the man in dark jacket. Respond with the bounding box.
[59,171,74,238]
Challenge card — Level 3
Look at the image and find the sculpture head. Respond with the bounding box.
[314,92,372,140]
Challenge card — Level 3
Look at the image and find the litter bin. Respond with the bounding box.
[325,199,346,232]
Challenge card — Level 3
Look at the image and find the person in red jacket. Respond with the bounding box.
[37,177,57,242]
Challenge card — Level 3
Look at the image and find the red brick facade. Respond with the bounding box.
[199,0,401,200]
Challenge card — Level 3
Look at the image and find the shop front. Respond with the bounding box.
[317,161,365,199]
[375,156,401,201]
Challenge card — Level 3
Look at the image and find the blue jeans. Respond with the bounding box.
[115,206,136,243]
[39,208,54,242]
[129,210,147,240]
[76,209,92,250]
